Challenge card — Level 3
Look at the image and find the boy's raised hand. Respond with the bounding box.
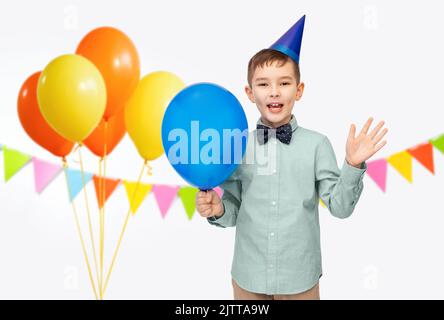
[196,190,224,218]
[346,117,388,167]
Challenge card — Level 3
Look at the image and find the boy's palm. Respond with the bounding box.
[346,117,388,167]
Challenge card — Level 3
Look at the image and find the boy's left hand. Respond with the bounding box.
[346,117,388,168]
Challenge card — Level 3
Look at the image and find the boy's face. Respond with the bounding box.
[245,60,304,128]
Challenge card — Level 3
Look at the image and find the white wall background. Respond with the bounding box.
[1,0,443,299]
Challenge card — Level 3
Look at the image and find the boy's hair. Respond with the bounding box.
[247,49,300,87]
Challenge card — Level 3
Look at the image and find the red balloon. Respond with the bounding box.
[76,27,140,120]
[17,72,74,157]
[83,108,126,158]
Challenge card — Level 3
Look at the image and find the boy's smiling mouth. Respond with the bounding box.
[266,102,284,113]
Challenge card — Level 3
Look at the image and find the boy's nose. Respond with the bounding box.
[270,92,280,98]
[270,86,280,97]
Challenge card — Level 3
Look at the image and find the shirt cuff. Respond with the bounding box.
[341,160,367,185]
[207,202,236,227]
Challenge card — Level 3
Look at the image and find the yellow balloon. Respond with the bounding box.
[37,54,106,142]
[125,71,185,160]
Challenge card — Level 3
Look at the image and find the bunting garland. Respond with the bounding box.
[0,143,217,219]
[2,134,444,215]
[364,133,444,191]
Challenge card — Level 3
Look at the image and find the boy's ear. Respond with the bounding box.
[245,85,255,103]
[295,82,305,101]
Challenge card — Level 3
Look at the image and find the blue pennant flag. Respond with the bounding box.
[65,168,94,202]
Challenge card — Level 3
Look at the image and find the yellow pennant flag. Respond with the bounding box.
[123,181,152,215]
[319,199,327,208]
[387,151,413,183]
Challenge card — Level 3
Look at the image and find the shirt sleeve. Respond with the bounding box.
[207,169,242,228]
[315,136,367,219]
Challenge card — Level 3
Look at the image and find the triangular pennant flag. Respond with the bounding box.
[178,186,199,220]
[65,168,94,201]
[319,199,326,208]
[32,157,62,193]
[387,151,413,183]
[152,184,180,218]
[366,159,388,192]
[93,176,121,208]
[407,142,434,174]
[3,146,32,182]
[430,134,444,154]
[214,186,224,199]
[123,181,152,215]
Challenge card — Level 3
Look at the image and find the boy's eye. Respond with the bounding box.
[281,82,291,86]
[258,83,268,86]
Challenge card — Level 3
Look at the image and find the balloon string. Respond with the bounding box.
[97,157,104,299]
[103,161,146,295]
[62,159,98,300]
[100,121,108,299]
[77,143,101,294]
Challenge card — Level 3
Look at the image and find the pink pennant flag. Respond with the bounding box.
[152,184,180,218]
[32,157,62,194]
[366,159,388,192]
[214,186,224,198]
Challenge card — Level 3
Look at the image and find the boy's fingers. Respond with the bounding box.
[369,121,385,139]
[360,117,373,135]
[348,124,356,140]
[198,206,210,217]
[204,207,212,217]
[198,204,211,213]
[197,197,210,205]
[373,127,388,144]
[197,191,207,199]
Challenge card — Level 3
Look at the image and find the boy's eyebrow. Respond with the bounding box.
[255,76,294,82]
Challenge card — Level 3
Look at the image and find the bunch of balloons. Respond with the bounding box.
[17,27,185,300]
[18,26,185,162]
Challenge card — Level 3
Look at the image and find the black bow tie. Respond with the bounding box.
[257,123,293,145]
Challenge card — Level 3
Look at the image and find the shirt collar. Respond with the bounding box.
[256,114,299,132]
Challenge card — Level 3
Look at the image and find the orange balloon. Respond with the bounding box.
[83,108,126,158]
[18,72,74,157]
[76,27,140,120]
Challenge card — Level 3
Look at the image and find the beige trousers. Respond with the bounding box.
[232,279,320,300]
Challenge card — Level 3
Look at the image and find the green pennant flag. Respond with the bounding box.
[3,147,32,182]
[178,186,199,220]
[430,134,444,154]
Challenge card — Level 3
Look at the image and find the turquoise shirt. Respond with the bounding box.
[208,115,367,295]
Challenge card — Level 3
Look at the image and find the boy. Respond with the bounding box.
[196,15,387,300]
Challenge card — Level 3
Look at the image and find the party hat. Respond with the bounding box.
[270,15,305,64]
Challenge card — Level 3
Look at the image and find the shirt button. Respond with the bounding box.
[270,232,275,237]
[272,169,277,174]
[271,201,276,206]
[273,140,277,145]
[269,264,274,268]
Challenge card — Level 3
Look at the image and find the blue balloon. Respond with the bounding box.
[162,83,248,190]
